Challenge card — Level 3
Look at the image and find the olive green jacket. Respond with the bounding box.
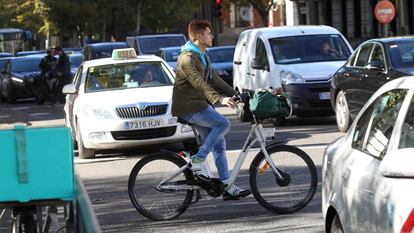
[171,51,235,117]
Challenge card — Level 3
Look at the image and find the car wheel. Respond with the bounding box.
[236,102,251,122]
[0,90,5,103]
[335,91,351,132]
[330,214,344,233]
[76,122,95,159]
[6,85,16,104]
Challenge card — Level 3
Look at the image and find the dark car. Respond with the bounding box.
[0,52,13,58]
[155,46,181,70]
[83,42,129,61]
[331,36,414,132]
[68,53,83,77]
[127,34,186,55]
[0,55,43,103]
[206,45,235,86]
[16,50,45,57]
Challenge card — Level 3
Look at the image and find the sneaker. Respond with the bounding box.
[223,184,251,201]
[190,157,211,179]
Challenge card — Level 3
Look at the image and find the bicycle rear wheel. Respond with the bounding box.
[249,144,318,214]
[128,152,194,221]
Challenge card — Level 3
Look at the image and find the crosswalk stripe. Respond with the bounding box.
[29,112,50,116]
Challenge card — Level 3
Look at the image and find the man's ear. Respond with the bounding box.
[196,33,204,44]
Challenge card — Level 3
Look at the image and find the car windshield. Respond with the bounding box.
[269,34,351,64]
[0,59,9,69]
[207,47,235,63]
[138,36,186,54]
[388,41,414,69]
[11,58,41,72]
[85,61,173,93]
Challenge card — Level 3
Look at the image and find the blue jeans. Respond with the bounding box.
[181,105,231,180]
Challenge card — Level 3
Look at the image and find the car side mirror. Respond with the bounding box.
[62,84,77,94]
[251,58,266,70]
[380,148,414,178]
[368,60,385,71]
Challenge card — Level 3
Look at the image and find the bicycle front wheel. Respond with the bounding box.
[249,144,318,214]
[128,152,194,221]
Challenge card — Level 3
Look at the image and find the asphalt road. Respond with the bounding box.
[0,101,344,233]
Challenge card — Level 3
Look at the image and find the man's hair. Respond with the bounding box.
[55,46,63,52]
[188,19,212,42]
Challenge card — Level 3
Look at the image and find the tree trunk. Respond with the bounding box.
[136,0,141,34]
[249,0,271,26]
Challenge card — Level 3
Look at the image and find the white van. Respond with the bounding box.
[233,25,353,123]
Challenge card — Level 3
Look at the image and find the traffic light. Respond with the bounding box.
[213,0,222,18]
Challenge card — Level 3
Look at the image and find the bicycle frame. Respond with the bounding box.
[158,122,283,191]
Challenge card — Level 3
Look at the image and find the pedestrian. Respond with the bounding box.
[55,46,71,103]
[171,19,251,200]
[37,48,57,104]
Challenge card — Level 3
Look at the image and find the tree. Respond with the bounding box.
[232,0,279,26]
[130,0,199,34]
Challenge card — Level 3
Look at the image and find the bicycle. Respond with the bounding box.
[128,95,318,221]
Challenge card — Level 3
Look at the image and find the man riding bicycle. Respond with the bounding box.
[171,19,250,200]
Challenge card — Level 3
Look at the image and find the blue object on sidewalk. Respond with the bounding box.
[0,125,74,203]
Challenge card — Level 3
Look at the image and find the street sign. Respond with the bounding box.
[375,0,396,24]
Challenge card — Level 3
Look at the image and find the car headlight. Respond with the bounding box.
[82,105,113,119]
[280,71,305,85]
[181,124,193,133]
[217,70,229,76]
[11,77,24,83]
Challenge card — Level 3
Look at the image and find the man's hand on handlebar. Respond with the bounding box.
[221,97,236,109]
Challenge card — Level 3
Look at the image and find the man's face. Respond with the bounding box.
[322,42,330,53]
[198,27,213,47]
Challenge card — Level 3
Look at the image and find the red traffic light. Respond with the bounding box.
[216,0,221,4]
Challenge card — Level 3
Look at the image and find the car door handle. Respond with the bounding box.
[251,74,255,77]
[234,61,242,65]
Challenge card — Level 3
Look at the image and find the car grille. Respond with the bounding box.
[111,126,177,140]
[115,104,168,118]
[308,100,331,108]
[309,87,330,93]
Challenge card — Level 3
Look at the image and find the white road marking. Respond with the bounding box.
[29,112,50,116]
[0,115,10,118]
[74,157,126,164]
[11,106,31,110]
[73,144,328,164]
[226,144,327,154]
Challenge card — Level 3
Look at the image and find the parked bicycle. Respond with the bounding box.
[128,94,318,221]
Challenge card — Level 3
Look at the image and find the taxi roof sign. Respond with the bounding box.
[112,48,137,60]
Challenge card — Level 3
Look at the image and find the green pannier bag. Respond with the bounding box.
[249,89,290,118]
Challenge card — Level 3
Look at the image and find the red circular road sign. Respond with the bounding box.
[375,0,396,24]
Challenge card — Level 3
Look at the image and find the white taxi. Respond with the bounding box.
[322,76,414,233]
[63,48,195,159]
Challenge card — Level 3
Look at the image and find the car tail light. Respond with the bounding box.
[401,208,414,233]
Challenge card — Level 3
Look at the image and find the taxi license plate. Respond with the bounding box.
[125,119,162,129]
[319,92,330,100]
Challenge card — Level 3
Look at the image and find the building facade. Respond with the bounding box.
[216,0,412,47]
[285,0,413,46]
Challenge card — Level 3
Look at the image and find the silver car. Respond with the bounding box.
[322,76,414,233]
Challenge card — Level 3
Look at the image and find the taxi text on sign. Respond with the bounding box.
[375,0,396,24]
